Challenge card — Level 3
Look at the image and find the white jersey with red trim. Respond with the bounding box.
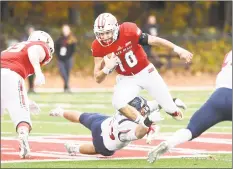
[216,50,232,89]
[101,111,137,151]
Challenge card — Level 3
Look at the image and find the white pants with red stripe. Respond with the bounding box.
[1,68,32,128]
[112,63,178,114]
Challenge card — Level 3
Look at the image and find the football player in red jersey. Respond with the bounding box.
[1,31,54,158]
[91,13,193,125]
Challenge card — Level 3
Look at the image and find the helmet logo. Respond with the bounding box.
[98,14,106,29]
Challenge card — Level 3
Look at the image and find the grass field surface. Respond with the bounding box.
[1,90,232,168]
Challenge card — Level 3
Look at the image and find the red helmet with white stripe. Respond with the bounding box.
[94,13,119,47]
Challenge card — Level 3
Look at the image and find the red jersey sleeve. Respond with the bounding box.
[121,22,142,43]
[91,40,103,57]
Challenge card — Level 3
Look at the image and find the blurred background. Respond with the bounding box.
[0,1,232,92]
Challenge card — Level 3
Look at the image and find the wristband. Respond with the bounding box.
[102,67,111,75]
[143,116,153,127]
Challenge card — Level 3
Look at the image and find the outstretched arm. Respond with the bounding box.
[28,45,46,86]
[119,110,164,142]
[139,33,193,63]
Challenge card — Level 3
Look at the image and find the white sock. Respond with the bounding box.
[147,100,160,112]
[73,144,80,153]
[167,128,192,149]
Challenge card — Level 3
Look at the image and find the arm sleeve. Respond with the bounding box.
[125,22,142,42]
[138,33,149,46]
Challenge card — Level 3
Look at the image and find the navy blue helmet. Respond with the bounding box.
[128,96,150,116]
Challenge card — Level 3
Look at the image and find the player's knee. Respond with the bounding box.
[136,132,145,139]
[16,121,32,133]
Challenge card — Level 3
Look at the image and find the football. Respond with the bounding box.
[102,53,118,73]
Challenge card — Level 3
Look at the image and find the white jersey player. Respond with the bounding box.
[147,50,232,163]
[49,97,186,156]
[1,31,54,158]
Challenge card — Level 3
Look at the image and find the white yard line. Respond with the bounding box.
[2,120,231,129]
[1,154,210,164]
[1,133,231,145]
[38,103,204,108]
[38,103,108,108]
[33,86,214,93]
[1,132,230,164]
[1,132,231,138]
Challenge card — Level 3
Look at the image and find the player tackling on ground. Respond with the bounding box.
[91,13,193,126]
[147,50,232,163]
[1,31,55,158]
[49,97,186,156]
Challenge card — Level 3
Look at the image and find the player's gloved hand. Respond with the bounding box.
[102,53,119,74]
[29,100,41,115]
[174,46,193,64]
[34,72,45,86]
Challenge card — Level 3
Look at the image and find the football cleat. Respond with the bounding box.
[18,131,31,159]
[147,141,169,163]
[170,110,184,121]
[173,98,187,110]
[64,143,80,156]
[169,98,186,121]
[49,107,64,117]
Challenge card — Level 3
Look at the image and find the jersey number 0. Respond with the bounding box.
[117,50,138,72]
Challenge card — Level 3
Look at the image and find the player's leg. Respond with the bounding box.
[49,107,83,123]
[58,60,68,91]
[112,75,142,121]
[143,67,183,120]
[50,107,110,155]
[65,113,114,156]
[147,98,187,112]
[64,57,73,91]
[49,107,107,128]
[2,70,32,158]
[148,87,232,163]
[186,87,232,139]
[90,115,115,156]
[64,143,98,156]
